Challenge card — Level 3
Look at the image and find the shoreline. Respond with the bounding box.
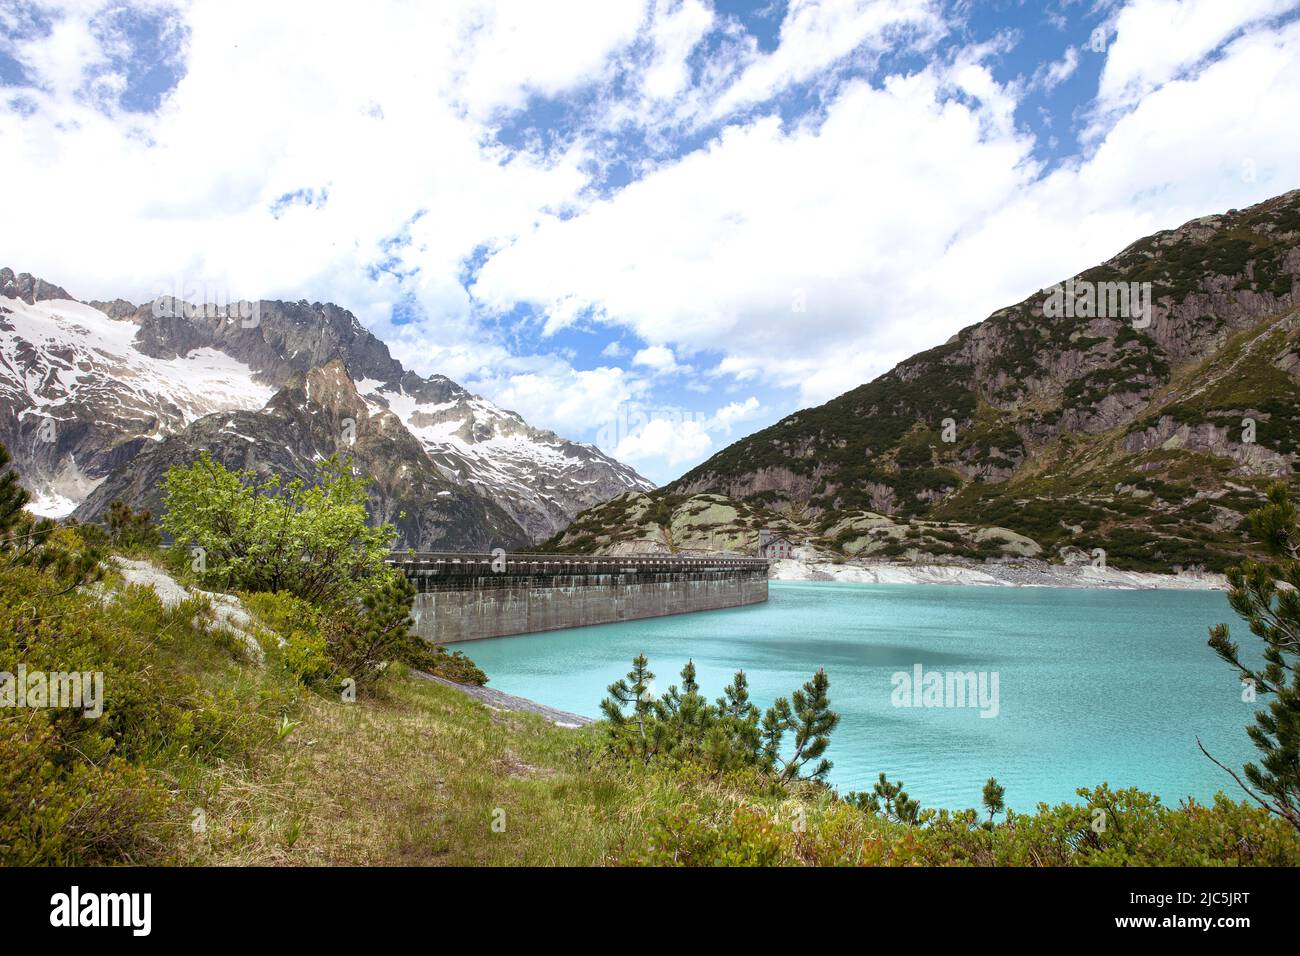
[769,558,1228,590]
[413,671,595,728]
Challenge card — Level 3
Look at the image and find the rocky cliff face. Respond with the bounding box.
[74,361,530,551]
[664,189,1300,572]
[0,270,652,541]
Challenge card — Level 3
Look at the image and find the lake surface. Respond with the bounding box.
[464,580,1260,812]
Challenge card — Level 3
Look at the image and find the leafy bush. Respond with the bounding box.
[0,561,286,864]
[401,640,489,686]
[161,451,395,605]
[0,714,170,865]
[0,441,290,864]
[163,453,453,690]
[630,781,1300,867]
[0,443,102,588]
[242,577,461,690]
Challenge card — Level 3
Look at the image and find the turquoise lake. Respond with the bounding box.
[464,580,1261,812]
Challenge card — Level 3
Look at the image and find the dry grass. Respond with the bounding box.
[177,673,685,866]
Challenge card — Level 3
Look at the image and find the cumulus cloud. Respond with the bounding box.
[632,344,689,374]
[472,10,1300,408]
[605,394,763,477]
[710,0,947,118]
[1096,0,1295,110]
[1,0,1298,486]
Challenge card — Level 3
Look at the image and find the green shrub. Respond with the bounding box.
[402,641,489,686]
[161,451,395,605]
[106,500,162,551]
[636,802,793,866]
[0,561,285,864]
[629,781,1300,867]
[0,714,170,865]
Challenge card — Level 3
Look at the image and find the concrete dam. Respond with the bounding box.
[393,552,770,643]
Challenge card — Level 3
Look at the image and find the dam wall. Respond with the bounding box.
[394,552,770,643]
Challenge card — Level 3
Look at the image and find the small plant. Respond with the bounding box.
[982,777,1006,826]
[276,714,299,741]
[106,500,162,551]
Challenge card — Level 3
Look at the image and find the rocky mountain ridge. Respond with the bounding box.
[0,268,652,544]
[559,189,1300,572]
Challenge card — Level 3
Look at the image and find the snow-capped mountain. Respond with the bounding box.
[356,375,649,540]
[77,360,531,552]
[0,267,653,542]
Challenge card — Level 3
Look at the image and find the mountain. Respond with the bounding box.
[76,360,528,551]
[0,268,653,544]
[540,490,1042,563]
[571,189,1300,572]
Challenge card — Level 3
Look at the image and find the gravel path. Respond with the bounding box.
[413,672,594,728]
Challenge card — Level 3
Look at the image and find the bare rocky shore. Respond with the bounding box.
[769,557,1228,590]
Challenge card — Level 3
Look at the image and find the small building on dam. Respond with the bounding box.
[392,552,770,643]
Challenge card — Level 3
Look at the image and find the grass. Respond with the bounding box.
[180,671,679,866]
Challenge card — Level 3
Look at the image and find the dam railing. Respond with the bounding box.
[389,551,769,576]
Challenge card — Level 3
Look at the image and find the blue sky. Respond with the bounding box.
[3,0,1300,484]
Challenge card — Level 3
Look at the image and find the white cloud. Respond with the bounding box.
[710,396,761,431]
[641,0,715,101]
[614,415,714,468]
[1035,45,1079,92]
[472,58,1042,406]
[472,10,1300,408]
[467,356,649,438]
[449,0,649,118]
[600,395,762,480]
[1097,0,1295,110]
[710,0,947,118]
[632,343,686,373]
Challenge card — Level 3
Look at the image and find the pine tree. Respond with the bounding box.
[759,669,840,782]
[655,660,712,761]
[707,670,761,771]
[780,668,840,782]
[760,695,792,773]
[1202,482,1300,832]
[0,442,28,536]
[601,655,656,759]
[871,772,925,825]
[106,500,161,550]
[982,777,1006,825]
[325,571,419,688]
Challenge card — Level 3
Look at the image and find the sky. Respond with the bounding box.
[2,0,1299,485]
